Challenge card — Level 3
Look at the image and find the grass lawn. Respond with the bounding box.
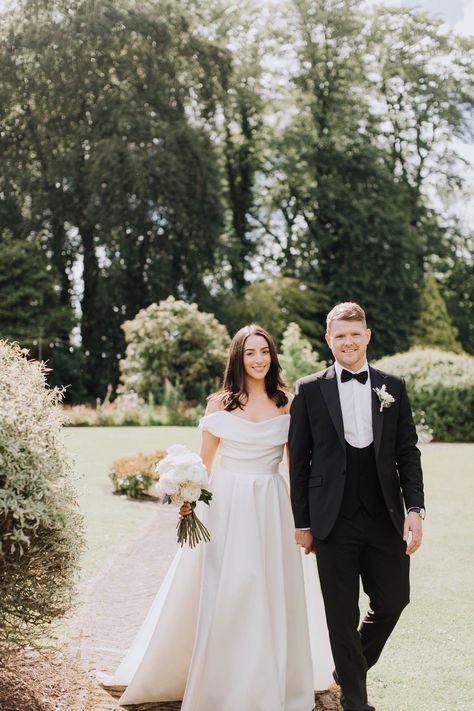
[62,426,200,582]
[63,430,474,710]
[367,443,474,710]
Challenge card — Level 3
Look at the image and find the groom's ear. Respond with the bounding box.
[325,332,331,348]
[365,328,372,343]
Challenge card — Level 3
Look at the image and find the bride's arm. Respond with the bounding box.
[179,399,221,518]
[200,430,219,477]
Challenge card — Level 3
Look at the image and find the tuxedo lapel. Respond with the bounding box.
[319,365,345,452]
[370,366,387,460]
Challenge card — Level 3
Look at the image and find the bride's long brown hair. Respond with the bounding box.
[212,324,288,412]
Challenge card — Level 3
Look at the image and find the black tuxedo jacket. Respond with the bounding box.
[288,364,424,540]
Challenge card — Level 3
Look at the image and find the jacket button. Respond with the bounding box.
[341,471,346,476]
[389,508,394,513]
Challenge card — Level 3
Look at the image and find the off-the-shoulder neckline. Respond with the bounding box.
[202,410,290,425]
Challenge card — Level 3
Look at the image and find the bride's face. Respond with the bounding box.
[242,335,271,382]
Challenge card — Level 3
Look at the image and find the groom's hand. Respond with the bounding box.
[295,530,314,555]
[403,512,423,555]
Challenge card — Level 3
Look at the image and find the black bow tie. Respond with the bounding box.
[341,368,368,384]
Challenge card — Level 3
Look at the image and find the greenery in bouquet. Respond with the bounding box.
[109,450,166,498]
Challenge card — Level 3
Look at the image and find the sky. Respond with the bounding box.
[372,0,474,33]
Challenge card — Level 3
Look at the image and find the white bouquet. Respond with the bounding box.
[155,444,212,548]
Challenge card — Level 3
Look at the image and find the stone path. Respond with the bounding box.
[70,502,180,710]
[69,503,341,711]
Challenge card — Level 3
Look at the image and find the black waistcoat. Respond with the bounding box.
[340,441,385,517]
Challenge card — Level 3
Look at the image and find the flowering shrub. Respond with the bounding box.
[119,296,229,403]
[64,391,163,426]
[109,450,166,498]
[373,348,474,442]
[64,387,204,427]
[0,342,83,654]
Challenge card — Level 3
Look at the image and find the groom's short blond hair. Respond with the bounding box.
[326,302,367,334]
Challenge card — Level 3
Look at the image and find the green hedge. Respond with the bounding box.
[373,348,474,442]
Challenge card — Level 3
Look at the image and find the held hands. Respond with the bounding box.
[403,511,423,555]
[295,530,314,555]
[179,502,192,520]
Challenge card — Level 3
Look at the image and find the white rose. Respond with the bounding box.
[170,452,202,468]
[166,444,189,456]
[156,476,180,496]
[187,463,208,485]
[179,483,203,502]
[156,458,173,475]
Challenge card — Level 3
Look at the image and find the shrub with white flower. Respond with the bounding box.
[155,445,212,548]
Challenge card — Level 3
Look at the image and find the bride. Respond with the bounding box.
[105,324,333,710]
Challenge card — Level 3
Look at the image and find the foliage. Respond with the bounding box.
[266,0,431,358]
[64,391,162,426]
[0,0,228,396]
[410,272,463,353]
[279,322,326,390]
[0,341,83,654]
[441,230,474,355]
[160,380,206,426]
[0,0,473,402]
[109,450,165,498]
[373,348,474,442]
[119,296,230,403]
[0,228,75,355]
[63,385,204,426]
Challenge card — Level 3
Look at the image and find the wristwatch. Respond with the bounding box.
[407,507,425,519]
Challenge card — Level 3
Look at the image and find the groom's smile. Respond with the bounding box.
[325,319,371,372]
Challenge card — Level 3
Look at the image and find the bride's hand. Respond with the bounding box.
[179,502,192,519]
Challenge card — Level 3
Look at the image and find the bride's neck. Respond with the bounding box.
[245,379,267,398]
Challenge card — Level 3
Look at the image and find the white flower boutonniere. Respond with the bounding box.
[373,384,395,412]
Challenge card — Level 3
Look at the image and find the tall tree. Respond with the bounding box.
[370,7,474,261]
[0,229,74,358]
[265,0,423,356]
[0,0,229,395]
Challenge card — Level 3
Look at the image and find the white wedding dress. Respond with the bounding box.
[109,411,333,710]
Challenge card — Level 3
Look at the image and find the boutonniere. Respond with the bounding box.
[373,384,395,412]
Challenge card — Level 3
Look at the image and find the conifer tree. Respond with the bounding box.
[410,272,463,353]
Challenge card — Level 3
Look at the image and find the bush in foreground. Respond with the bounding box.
[0,342,83,654]
[373,348,474,442]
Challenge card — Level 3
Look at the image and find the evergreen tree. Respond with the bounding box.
[0,229,74,356]
[410,272,463,353]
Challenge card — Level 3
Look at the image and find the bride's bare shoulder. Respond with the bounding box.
[205,392,227,416]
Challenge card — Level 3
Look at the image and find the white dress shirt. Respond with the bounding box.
[334,361,373,448]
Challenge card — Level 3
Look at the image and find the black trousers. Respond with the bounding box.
[314,507,410,711]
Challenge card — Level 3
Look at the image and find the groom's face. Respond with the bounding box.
[325,319,371,372]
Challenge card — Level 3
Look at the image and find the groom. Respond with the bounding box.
[289,302,424,711]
